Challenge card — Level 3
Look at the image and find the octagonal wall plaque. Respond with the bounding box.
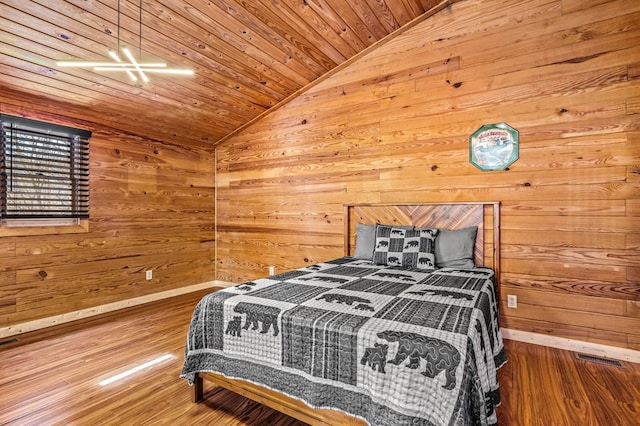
[469,122,519,171]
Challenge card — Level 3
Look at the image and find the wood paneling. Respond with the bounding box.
[0,0,453,145]
[0,99,216,328]
[215,0,640,350]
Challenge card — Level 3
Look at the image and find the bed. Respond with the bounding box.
[181,202,506,425]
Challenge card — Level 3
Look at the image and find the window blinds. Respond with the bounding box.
[0,115,91,219]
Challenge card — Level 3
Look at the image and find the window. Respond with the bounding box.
[0,114,90,232]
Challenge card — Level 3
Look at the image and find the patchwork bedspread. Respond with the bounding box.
[181,257,507,426]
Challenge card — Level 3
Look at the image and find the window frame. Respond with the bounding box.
[0,114,91,237]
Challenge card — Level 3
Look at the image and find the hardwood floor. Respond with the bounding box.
[496,340,640,426]
[1,290,638,425]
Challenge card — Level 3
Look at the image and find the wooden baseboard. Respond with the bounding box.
[502,328,640,364]
[0,281,231,339]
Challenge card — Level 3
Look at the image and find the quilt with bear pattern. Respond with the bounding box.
[181,257,507,426]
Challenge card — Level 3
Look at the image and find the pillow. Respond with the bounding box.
[354,223,415,260]
[435,226,478,268]
[354,223,377,260]
[372,225,438,269]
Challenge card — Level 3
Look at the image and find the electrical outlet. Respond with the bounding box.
[268,266,275,276]
[145,270,153,280]
[507,294,517,309]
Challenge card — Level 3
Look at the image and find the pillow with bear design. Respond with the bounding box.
[372,225,438,269]
[354,222,414,260]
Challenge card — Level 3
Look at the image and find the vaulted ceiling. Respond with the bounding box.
[1,0,453,146]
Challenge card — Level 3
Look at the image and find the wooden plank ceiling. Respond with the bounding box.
[1,0,450,146]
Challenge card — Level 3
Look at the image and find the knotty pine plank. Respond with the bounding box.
[90,137,216,167]
[384,87,638,140]
[437,1,640,70]
[10,229,212,260]
[500,286,629,316]
[366,180,639,205]
[148,1,300,97]
[631,334,640,352]
[502,214,640,233]
[414,62,629,115]
[503,244,639,269]
[262,1,349,66]
[499,315,631,349]
[502,199,627,216]
[303,2,371,53]
[6,239,209,273]
[501,272,639,301]
[627,96,640,115]
[156,1,315,85]
[502,258,631,284]
[293,1,365,58]
[503,301,640,338]
[561,0,618,14]
[409,59,638,121]
[0,91,211,150]
[502,230,626,249]
[627,233,640,250]
[0,299,16,316]
[368,0,412,30]
[380,165,629,189]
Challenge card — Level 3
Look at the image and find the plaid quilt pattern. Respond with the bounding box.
[182,257,506,426]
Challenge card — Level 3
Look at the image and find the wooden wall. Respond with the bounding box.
[216,0,640,351]
[0,95,216,329]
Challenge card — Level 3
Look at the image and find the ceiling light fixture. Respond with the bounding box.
[56,0,193,82]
